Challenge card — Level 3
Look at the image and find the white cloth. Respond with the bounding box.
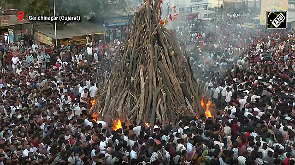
[32,44,38,52]
[87,47,93,55]
[79,85,86,94]
[239,99,247,109]
[221,87,227,97]
[22,149,29,157]
[68,156,76,164]
[89,85,98,98]
[130,150,137,160]
[96,121,107,128]
[80,91,89,103]
[12,57,19,65]
[251,95,261,102]
[238,156,246,165]
[84,119,93,128]
[224,126,231,135]
[73,105,82,116]
[133,126,141,135]
[99,141,106,154]
[91,149,96,158]
[225,91,232,103]
[213,88,220,99]
[176,143,186,152]
[94,53,98,61]
[230,107,236,117]
[186,142,193,153]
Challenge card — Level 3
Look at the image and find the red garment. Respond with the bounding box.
[231,122,239,134]
[283,157,290,165]
[5,52,13,63]
[31,139,40,147]
[169,148,176,158]
[69,137,75,146]
[69,92,75,101]
[45,48,51,55]
[285,74,290,80]
[244,132,250,139]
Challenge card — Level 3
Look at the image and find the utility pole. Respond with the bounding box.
[54,0,57,47]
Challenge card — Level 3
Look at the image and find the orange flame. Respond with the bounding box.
[89,99,98,121]
[91,100,96,107]
[201,98,205,109]
[145,123,150,127]
[113,119,122,131]
[205,101,213,118]
[196,116,199,119]
[92,113,98,122]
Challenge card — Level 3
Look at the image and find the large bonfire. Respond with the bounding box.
[92,0,209,125]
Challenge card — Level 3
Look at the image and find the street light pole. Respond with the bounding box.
[54,0,57,47]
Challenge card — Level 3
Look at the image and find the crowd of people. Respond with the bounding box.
[181,15,295,164]
[0,13,294,165]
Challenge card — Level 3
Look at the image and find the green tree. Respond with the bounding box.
[1,0,128,21]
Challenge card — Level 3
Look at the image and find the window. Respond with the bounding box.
[0,20,9,27]
[179,7,192,13]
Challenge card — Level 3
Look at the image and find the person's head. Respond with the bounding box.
[286,152,291,158]
[267,150,273,157]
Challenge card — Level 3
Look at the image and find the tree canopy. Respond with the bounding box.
[0,0,129,23]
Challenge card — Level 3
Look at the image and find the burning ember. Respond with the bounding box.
[201,98,205,109]
[145,123,150,127]
[113,119,122,131]
[90,100,96,107]
[89,99,98,122]
[196,116,199,119]
[205,101,213,118]
[201,98,213,118]
[92,113,98,122]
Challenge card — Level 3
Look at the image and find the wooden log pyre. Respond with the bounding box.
[93,0,206,126]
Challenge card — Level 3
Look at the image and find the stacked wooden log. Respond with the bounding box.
[93,0,206,125]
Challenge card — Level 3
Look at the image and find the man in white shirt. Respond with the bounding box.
[84,118,93,128]
[224,123,231,136]
[130,145,138,160]
[213,86,220,107]
[32,43,38,52]
[96,121,107,128]
[221,86,227,108]
[79,83,86,94]
[250,93,261,102]
[73,103,82,116]
[68,152,76,164]
[22,145,32,157]
[238,97,247,109]
[80,88,89,104]
[99,139,107,154]
[89,83,98,98]
[238,155,246,165]
[133,126,142,135]
[87,45,93,56]
[225,88,232,104]
[11,54,19,72]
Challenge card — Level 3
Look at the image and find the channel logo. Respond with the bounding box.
[266,11,287,29]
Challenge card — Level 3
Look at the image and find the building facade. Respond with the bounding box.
[164,0,215,21]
